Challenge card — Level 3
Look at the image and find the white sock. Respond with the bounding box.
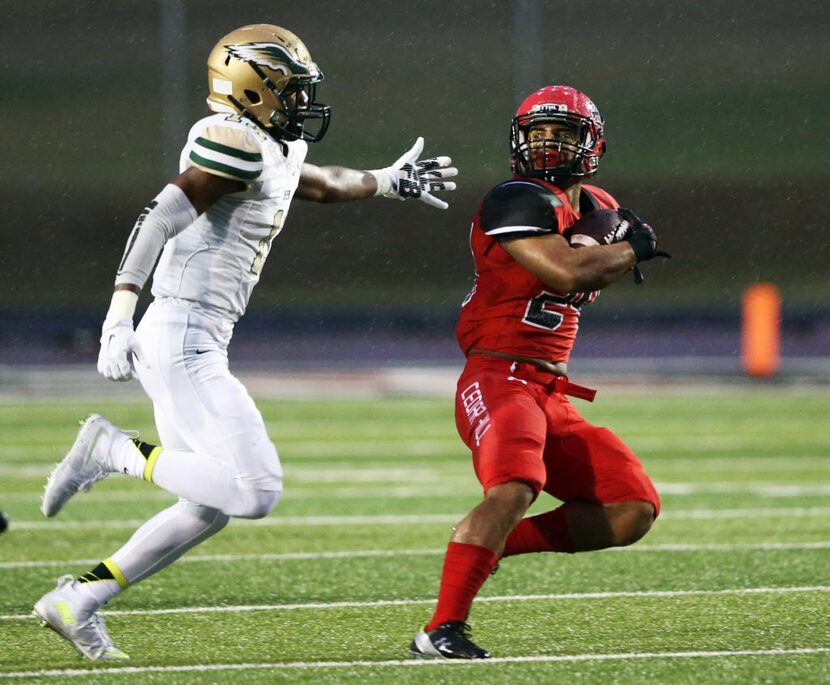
[110,437,152,480]
[72,558,128,609]
[75,576,121,608]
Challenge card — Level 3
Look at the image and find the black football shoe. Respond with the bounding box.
[410,621,491,659]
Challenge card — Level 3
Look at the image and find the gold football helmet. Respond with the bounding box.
[206,24,331,142]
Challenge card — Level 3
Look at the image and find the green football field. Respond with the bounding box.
[1,387,829,683]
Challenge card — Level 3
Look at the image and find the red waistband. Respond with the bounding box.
[466,355,597,402]
[548,376,597,402]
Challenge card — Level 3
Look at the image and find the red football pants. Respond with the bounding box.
[455,356,660,515]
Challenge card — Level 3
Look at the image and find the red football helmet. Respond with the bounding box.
[511,85,606,181]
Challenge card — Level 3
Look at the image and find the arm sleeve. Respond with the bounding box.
[187,125,264,182]
[114,184,198,289]
[479,181,562,239]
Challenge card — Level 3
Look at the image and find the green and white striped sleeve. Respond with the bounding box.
[188,125,263,182]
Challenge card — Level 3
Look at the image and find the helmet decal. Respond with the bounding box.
[530,103,568,114]
[224,42,310,77]
[212,78,233,95]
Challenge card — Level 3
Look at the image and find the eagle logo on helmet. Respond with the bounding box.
[225,42,313,77]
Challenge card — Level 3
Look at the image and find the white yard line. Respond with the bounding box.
[283,441,461,457]
[7,513,462,530]
[655,482,830,496]
[4,453,830,477]
[619,541,830,552]
[0,548,441,570]
[0,464,454,479]
[288,468,442,483]
[658,506,830,520]
[631,435,821,450]
[5,480,830,503]
[2,541,829,571]
[2,485,473,503]
[3,433,824,459]
[658,457,829,472]
[8,506,830,531]
[1,490,174,503]
[2,585,828,622]
[1,648,829,679]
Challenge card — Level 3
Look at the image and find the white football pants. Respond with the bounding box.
[136,297,283,495]
[92,298,283,596]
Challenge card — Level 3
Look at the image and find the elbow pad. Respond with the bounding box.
[114,184,198,289]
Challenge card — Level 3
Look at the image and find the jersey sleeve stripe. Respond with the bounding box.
[194,136,262,162]
[189,150,262,180]
[484,225,554,236]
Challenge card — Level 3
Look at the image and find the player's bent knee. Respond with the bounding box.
[485,481,535,512]
[247,488,282,519]
[613,500,655,547]
[629,501,655,544]
[229,487,283,519]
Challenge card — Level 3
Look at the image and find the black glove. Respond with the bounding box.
[619,208,671,263]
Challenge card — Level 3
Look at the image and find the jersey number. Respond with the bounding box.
[522,292,571,331]
[250,210,285,275]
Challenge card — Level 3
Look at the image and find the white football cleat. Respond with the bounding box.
[41,414,125,517]
[33,575,129,660]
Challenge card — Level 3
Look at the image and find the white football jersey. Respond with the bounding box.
[151,113,308,320]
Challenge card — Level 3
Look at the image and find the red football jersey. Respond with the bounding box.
[456,177,619,363]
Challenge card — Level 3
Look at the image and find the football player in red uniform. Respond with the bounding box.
[410,85,667,659]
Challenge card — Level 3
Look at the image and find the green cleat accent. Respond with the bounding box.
[34,576,129,661]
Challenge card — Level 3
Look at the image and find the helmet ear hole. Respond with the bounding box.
[244,89,262,105]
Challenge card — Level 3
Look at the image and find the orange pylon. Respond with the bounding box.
[741,283,781,377]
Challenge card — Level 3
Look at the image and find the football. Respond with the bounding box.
[568,208,631,247]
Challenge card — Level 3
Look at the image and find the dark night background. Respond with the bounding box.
[1,0,827,370]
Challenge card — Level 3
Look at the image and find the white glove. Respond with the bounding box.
[97,318,144,382]
[372,137,458,209]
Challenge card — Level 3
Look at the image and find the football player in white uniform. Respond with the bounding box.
[33,24,457,660]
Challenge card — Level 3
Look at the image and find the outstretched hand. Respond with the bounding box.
[376,137,458,209]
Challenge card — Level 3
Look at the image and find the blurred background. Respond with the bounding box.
[1,0,828,388]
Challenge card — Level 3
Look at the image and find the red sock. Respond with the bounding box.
[501,506,575,557]
[425,541,499,631]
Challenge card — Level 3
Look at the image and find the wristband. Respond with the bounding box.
[367,168,393,197]
[104,289,139,322]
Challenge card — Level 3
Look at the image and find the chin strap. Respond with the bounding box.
[226,95,291,155]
